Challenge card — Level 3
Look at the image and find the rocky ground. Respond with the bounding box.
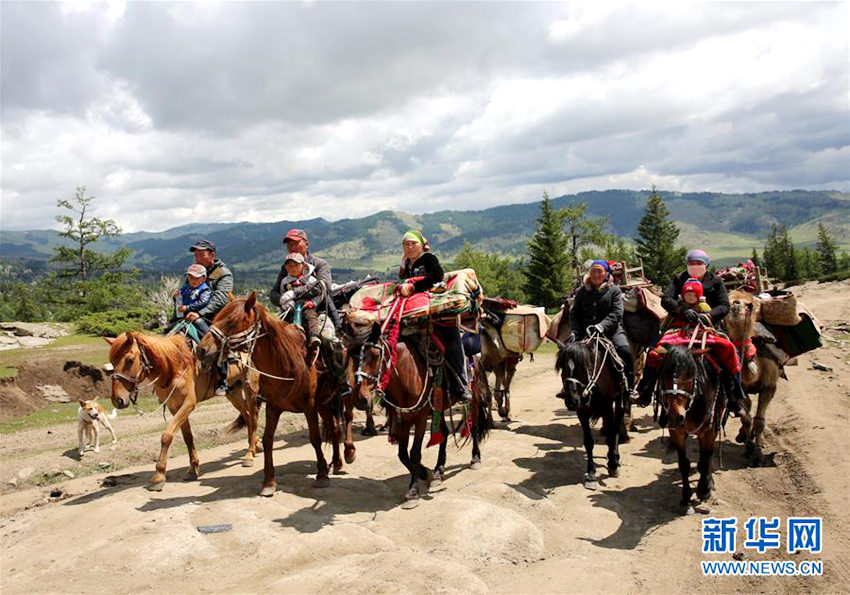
[0,281,848,593]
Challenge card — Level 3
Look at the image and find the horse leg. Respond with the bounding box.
[696,428,716,501]
[259,404,282,497]
[307,405,331,487]
[343,398,356,464]
[180,419,201,481]
[578,410,598,490]
[607,400,623,477]
[323,404,344,475]
[362,405,378,436]
[402,415,430,508]
[228,388,258,467]
[148,395,196,491]
[495,365,508,420]
[749,385,776,467]
[671,429,693,512]
[470,395,483,470]
[432,416,449,485]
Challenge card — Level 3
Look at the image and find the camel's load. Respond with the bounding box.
[347,268,483,327]
[499,305,550,353]
[753,291,821,358]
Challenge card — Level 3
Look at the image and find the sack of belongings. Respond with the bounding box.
[758,289,799,326]
[347,268,483,327]
[500,305,550,353]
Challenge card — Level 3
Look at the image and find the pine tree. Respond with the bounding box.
[561,201,608,272]
[750,248,761,267]
[524,191,570,308]
[815,222,838,275]
[634,186,686,287]
[777,224,798,282]
[762,224,784,280]
[52,186,130,281]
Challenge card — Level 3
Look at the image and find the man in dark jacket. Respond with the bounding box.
[270,229,350,399]
[184,239,234,396]
[567,260,635,406]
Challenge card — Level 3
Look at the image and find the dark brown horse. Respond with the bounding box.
[656,343,723,512]
[107,332,260,491]
[350,322,491,508]
[197,293,354,496]
[555,336,626,489]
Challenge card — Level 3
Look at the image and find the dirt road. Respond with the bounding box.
[1,281,848,593]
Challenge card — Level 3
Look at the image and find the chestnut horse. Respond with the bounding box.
[197,293,354,496]
[657,343,723,512]
[107,332,260,491]
[555,336,626,489]
[350,322,491,508]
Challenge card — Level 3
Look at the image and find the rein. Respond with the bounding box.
[567,334,626,403]
[208,318,295,383]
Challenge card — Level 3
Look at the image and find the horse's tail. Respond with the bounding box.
[473,389,492,442]
[226,414,247,433]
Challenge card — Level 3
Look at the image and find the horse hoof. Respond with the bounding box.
[241,458,255,468]
[259,485,276,497]
[361,426,378,437]
[497,407,508,419]
[344,450,356,465]
[470,459,482,471]
[583,474,598,490]
[183,471,199,482]
[401,498,419,510]
[680,503,695,516]
[147,481,165,492]
[608,467,619,478]
[313,477,330,488]
[332,465,343,475]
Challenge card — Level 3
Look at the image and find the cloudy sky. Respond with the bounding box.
[1,1,848,232]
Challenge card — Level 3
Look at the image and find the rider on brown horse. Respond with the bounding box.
[634,249,747,416]
[566,260,636,405]
[397,229,472,402]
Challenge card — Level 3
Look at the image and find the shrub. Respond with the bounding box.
[75,306,158,336]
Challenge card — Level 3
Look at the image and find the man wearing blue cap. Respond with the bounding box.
[566,260,636,406]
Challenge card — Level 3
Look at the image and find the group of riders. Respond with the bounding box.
[168,230,746,418]
[569,249,747,416]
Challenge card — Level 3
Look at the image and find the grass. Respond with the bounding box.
[0,333,111,372]
[0,396,162,434]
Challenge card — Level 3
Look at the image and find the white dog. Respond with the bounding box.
[77,399,118,457]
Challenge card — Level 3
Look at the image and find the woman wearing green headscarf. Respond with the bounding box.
[397,230,471,402]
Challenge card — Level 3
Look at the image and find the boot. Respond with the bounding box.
[214,363,229,396]
[455,384,473,404]
[633,367,657,407]
[723,372,747,418]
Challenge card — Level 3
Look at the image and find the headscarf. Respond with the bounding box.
[589,259,610,272]
[686,249,710,266]
[402,229,427,247]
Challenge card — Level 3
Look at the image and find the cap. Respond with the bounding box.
[283,229,308,244]
[189,239,216,252]
[186,264,207,278]
[686,249,710,266]
[285,252,305,264]
[682,278,704,298]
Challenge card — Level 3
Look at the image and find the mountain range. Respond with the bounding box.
[2,189,848,282]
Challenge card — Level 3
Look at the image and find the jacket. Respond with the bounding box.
[180,282,211,313]
[662,271,729,324]
[276,263,324,309]
[198,260,233,322]
[399,252,443,293]
[569,278,627,341]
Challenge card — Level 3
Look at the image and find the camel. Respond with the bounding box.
[726,290,783,466]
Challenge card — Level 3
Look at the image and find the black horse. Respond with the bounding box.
[657,344,723,513]
[556,337,626,490]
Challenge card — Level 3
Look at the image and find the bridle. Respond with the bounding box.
[562,334,626,404]
[111,336,159,405]
[353,338,389,404]
[206,315,294,383]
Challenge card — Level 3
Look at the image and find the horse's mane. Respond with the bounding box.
[110,332,193,384]
[555,341,591,374]
[215,298,308,387]
[658,345,697,379]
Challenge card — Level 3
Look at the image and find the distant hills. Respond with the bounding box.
[2,189,848,282]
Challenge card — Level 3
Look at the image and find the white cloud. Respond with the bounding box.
[1,1,848,232]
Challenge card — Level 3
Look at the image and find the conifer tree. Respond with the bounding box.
[815,222,838,275]
[634,186,686,286]
[524,191,570,308]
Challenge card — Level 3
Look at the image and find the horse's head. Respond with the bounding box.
[728,290,759,339]
[349,322,385,410]
[197,292,259,365]
[658,345,699,429]
[104,333,149,410]
[555,340,591,409]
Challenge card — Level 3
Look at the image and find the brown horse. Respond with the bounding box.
[555,336,626,489]
[479,318,520,421]
[350,322,491,508]
[727,290,782,466]
[197,293,354,496]
[656,342,722,512]
[107,332,260,491]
